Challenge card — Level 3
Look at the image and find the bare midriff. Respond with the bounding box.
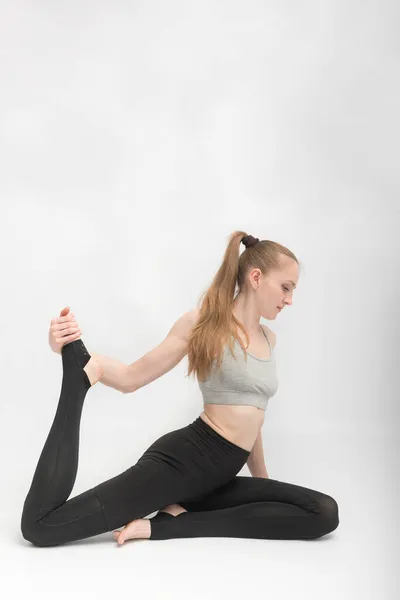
[199,404,265,452]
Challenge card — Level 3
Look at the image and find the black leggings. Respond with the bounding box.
[20,339,339,547]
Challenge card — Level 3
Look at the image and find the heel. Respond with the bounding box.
[61,339,92,389]
[150,512,176,523]
[71,339,91,370]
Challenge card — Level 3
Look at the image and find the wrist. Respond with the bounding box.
[247,461,269,479]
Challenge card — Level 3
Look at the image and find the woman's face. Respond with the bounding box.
[258,260,299,319]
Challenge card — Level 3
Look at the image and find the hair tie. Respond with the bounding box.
[242,235,259,249]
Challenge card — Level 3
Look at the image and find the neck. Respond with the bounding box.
[232,292,261,334]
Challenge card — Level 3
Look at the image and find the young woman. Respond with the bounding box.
[20,231,339,547]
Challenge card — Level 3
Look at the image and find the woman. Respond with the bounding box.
[20,231,339,547]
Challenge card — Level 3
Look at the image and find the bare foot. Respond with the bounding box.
[113,519,151,545]
[159,503,187,517]
[112,504,187,545]
[83,356,103,387]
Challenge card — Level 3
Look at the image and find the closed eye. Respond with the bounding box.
[282,286,289,292]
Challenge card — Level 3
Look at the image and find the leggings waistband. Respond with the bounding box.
[189,416,251,458]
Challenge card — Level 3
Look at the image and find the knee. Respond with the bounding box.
[315,494,339,538]
[21,520,43,547]
[21,513,52,547]
[21,523,43,547]
[21,525,56,547]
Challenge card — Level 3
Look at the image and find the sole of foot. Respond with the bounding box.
[113,519,151,545]
[159,503,187,517]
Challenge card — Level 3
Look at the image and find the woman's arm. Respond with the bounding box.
[90,353,131,393]
[89,310,196,394]
[247,430,269,478]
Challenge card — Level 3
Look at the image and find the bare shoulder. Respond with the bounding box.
[261,323,276,349]
[187,307,201,334]
[167,308,200,343]
[188,307,201,322]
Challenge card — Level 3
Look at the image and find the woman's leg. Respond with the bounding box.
[149,475,339,541]
[20,340,195,547]
[21,340,115,546]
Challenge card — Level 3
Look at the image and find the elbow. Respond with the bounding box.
[123,364,138,394]
[123,379,141,394]
[122,383,136,394]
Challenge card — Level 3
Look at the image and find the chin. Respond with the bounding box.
[264,313,276,320]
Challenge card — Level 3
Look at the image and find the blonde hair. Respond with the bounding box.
[186,230,299,383]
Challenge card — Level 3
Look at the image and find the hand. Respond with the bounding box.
[49,306,82,354]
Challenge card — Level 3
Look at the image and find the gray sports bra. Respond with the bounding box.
[199,325,279,411]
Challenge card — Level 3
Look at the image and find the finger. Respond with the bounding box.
[51,316,74,325]
[52,322,77,333]
[63,326,80,335]
[57,315,75,323]
[54,316,76,326]
[53,326,80,339]
[56,330,81,343]
[59,319,77,330]
[61,326,80,336]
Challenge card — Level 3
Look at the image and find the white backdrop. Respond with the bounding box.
[1,1,398,599]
